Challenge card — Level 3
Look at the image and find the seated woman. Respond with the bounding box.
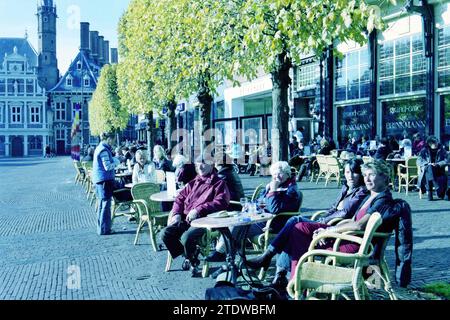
[161,157,230,277]
[247,158,368,286]
[132,150,156,184]
[172,154,197,188]
[246,160,393,286]
[417,136,449,201]
[153,145,173,172]
[207,161,302,262]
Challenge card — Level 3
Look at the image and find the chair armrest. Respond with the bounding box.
[327,217,343,225]
[309,210,328,221]
[229,200,242,206]
[308,232,363,251]
[132,199,149,216]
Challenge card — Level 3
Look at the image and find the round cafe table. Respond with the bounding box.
[150,191,177,202]
[191,212,273,284]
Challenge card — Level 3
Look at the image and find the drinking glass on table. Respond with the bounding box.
[257,197,267,213]
[240,197,248,213]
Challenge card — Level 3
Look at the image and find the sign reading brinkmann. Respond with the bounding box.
[383,98,426,138]
[338,103,372,143]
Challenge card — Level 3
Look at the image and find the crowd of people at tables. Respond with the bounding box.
[89,128,447,283]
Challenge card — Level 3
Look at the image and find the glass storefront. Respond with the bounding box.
[379,33,426,96]
[214,119,237,147]
[382,97,426,139]
[440,95,450,146]
[241,117,263,147]
[335,47,370,102]
[244,97,272,116]
[337,103,372,145]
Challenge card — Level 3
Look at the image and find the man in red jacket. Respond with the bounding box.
[161,156,230,276]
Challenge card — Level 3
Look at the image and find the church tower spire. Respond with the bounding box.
[37,0,59,90]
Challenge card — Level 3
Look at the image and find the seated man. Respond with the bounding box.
[161,156,230,277]
[417,136,449,201]
[207,161,302,262]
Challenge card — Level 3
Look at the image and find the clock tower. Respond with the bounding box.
[37,0,59,91]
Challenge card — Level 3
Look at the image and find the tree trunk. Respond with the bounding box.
[166,99,177,152]
[146,111,154,160]
[271,53,292,162]
[197,74,213,154]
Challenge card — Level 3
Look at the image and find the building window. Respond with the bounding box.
[0,79,5,94]
[29,136,42,150]
[0,105,3,123]
[56,129,65,140]
[66,77,73,87]
[438,26,450,88]
[30,106,41,123]
[297,61,319,90]
[335,46,370,102]
[77,62,82,70]
[84,77,90,87]
[26,79,34,95]
[55,102,66,121]
[379,33,426,96]
[11,106,21,123]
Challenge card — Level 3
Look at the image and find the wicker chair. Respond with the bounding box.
[397,156,419,195]
[73,161,85,185]
[131,182,169,252]
[287,212,382,300]
[315,155,329,184]
[324,156,343,187]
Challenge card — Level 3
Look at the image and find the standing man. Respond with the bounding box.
[92,132,119,235]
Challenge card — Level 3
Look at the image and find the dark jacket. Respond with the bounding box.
[354,189,394,219]
[374,145,392,161]
[176,163,197,186]
[154,158,173,172]
[172,172,230,221]
[318,185,369,224]
[417,144,448,188]
[259,177,302,233]
[217,165,245,210]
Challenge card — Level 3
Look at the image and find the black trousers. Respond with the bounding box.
[161,221,206,264]
[423,165,447,198]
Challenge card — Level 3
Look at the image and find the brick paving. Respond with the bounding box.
[0,157,449,300]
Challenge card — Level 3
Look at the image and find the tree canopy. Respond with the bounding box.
[89,64,129,136]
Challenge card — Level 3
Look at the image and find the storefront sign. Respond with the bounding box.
[382,98,426,138]
[337,103,372,142]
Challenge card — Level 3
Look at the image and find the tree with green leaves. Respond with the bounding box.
[89,64,129,138]
[217,0,396,161]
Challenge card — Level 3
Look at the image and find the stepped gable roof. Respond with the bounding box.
[49,51,100,93]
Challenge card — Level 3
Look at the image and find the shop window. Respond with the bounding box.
[334,46,369,102]
[382,98,426,139]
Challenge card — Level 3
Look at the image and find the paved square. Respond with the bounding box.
[0,157,449,300]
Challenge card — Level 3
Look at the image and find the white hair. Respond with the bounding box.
[270,161,291,176]
[172,154,187,168]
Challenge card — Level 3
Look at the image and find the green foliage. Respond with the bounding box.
[89,64,129,136]
[423,282,450,299]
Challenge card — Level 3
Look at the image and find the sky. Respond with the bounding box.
[0,0,131,73]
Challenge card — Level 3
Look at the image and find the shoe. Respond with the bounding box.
[190,265,199,277]
[271,270,288,290]
[181,258,191,271]
[245,249,276,270]
[428,191,433,201]
[205,251,226,262]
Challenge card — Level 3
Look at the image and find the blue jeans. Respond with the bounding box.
[270,215,314,272]
[96,182,113,235]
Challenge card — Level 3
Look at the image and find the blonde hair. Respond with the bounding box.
[135,149,148,162]
[362,161,391,185]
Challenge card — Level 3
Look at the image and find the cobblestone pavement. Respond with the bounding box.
[0,157,449,300]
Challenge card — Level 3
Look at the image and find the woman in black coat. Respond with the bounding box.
[417,136,449,200]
